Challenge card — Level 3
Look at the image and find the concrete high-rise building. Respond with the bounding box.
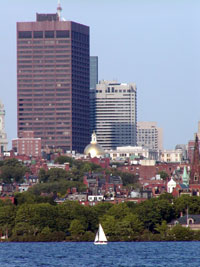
[95,80,137,150]
[137,122,163,150]
[17,6,90,153]
[0,100,8,152]
[90,56,98,90]
[89,56,98,134]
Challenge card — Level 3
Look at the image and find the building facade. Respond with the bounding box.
[109,146,159,162]
[12,131,41,157]
[95,80,137,150]
[17,11,90,153]
[0,100,8,152]
[137,121,163,150]
[89,56,98,134]
[161,149,183,163]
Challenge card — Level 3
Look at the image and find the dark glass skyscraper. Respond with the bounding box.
[89,56,98,134]
[17,12,90,153]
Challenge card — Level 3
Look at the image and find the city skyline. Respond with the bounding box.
[1,0,200,149]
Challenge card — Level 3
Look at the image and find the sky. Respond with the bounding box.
[1,0,200,149]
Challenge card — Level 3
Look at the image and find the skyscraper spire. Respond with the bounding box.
[57,0,62,21]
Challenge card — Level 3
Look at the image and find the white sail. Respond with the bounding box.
[94,224,107,244]
[98,224,107,242]
[94,230,99,242]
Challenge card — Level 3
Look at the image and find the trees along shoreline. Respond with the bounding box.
[0,194,199,242]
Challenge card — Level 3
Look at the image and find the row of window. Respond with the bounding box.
[18,50,70,54]
[96,89,135,93]
[19,118,70,123]
[19,98,70,101]
[18,74,69,78]
[18,40,69,44]
[18,84,70,88]
[18,60,70,64]
[18,94,70,98]
[18,69,69,73]
[19,113,70,118]
[19,65,70,69]
[18,78,70,82]
[18,31,70,39]
[18,45,70,50]
[18,55,70,59]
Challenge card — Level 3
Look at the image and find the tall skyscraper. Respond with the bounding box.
[89,56,98,134]
[90,56,98,90]
[17,6,90,153]
[137,122,163,150]
[95,80,137,150]
[0,100,8,152]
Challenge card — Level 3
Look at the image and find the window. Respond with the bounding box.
[18,31,32,39]
[45,31,54,38]
[56,30,70,38]
[188,218,194,224]
[33,31,43,38]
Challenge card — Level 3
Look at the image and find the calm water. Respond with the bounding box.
[0,242,200,267]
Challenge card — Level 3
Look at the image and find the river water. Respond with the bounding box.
[0,241,199,266]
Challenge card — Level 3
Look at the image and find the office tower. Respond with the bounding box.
[90,56,98,90]
[95,80,137,150]
[137,122,163,150]
[17,6,90,153]
[89,56,98,134]
[0,100,8,152]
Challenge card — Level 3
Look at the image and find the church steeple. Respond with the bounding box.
[193,134,200,165]
[190,134,200,185]
[182,166,189,186]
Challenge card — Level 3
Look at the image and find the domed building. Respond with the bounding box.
[84,131,105,158]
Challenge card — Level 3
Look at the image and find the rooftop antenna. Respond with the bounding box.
[57,0,62,21]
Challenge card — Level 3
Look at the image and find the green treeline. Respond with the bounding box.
[1,193,200,242]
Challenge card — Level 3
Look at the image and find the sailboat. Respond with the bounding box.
[94,223,107,245]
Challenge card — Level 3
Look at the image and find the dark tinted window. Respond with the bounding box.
[37,14,58,22]
[56,31,70,38]
[34,31,43,38]
[45,31,54,38]
[18,31,32,39]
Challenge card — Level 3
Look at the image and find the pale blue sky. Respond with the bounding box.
[1,0,200,149]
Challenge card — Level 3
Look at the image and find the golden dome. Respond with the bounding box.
[84,132,104,158]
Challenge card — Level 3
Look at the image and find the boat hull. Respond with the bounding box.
[94,241,107,245]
